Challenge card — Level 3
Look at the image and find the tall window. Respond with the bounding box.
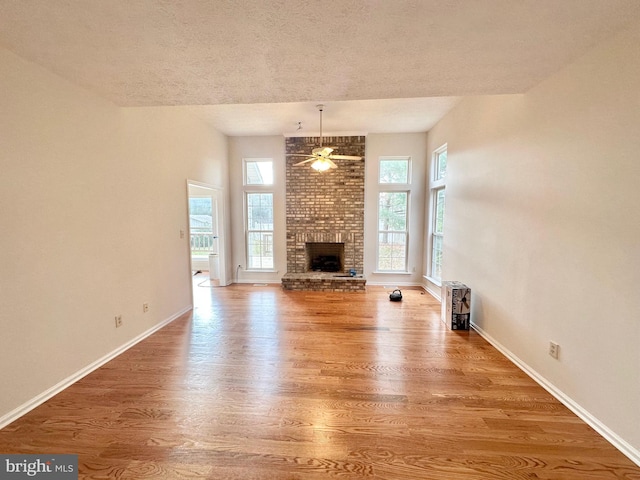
[429,145,447,282]
[246,193,273,269]
[244,159,274,270]
[378,191,408,271]
[377,157,410,272]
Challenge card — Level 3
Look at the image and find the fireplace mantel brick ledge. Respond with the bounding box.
[281,272,366,292]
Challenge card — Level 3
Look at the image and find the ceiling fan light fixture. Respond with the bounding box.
[288,104,362,171]
[311,158,332,172]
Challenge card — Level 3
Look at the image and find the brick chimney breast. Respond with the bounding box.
[285,136,365,275]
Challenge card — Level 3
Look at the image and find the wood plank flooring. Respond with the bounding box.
[1,279,639,479]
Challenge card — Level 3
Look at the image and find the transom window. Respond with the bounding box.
[434,148,447,182]
[244,159,273,185]
[379,157,410,184]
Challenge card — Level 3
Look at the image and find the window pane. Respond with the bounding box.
[435,150,447,181]
[377,191,408,272]
[245,160,273,185]
[432,235,443,280]
[247,232,273,269]
[379,158,409,184]
[377,232,407,271]
[434,189,445,234]
[246,193,274,270]
[247,193,273,230]
[378,192,407,231]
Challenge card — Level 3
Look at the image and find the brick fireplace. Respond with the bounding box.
[281,136,366,291]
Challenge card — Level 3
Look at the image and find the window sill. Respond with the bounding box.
[372,271,412,275]
[424,276,442,287]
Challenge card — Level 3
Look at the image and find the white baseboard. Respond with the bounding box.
[471,322,640,467]
[422,282,441,301]
[365,281,423,288]
[0,306,192,430]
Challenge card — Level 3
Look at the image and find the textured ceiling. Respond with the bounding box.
[1,0,639,135]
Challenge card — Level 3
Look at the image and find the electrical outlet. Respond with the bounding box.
[549,341,560,359]
[115,315,123,328]
[143,303,149,313]
[180,230,185,239]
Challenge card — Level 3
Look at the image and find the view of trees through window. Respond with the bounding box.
[379,158,409,184]
[431,189,445,280]
[378,191,408,271]
[435,149,447,181]
[430,145,447,282]
[376,157,410,272]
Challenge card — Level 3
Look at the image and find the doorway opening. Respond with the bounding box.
[187,181,227,288]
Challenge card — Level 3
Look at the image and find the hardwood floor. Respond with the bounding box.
[1,279,639,479]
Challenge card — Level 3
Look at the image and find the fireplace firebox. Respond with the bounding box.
[306,242,345,272]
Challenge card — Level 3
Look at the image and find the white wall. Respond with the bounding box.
[425,23,640,460]
[364,133,428,286]
[228,136,286,283]
[0,47,228,423]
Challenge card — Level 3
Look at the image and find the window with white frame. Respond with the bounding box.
[244,159,274,185]
[377,157,410,272]
[246,192,273,269]
[429,145,447,282]
[379,157,410,184]
[243,158,274,270]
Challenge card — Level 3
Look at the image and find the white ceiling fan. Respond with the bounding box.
[288,105,362,172]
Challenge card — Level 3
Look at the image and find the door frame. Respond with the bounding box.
[186,180,228,287]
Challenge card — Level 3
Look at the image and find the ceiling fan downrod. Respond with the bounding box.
[317,104,324,148]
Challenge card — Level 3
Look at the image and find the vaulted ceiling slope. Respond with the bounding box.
[1,0,639,135]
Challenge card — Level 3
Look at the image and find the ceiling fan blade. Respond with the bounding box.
[294,158,316,166]
[312,147,333,156]
[329,155,362,160]
[328,159,338,169]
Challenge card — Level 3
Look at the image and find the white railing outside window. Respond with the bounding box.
[190,231,217,256]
